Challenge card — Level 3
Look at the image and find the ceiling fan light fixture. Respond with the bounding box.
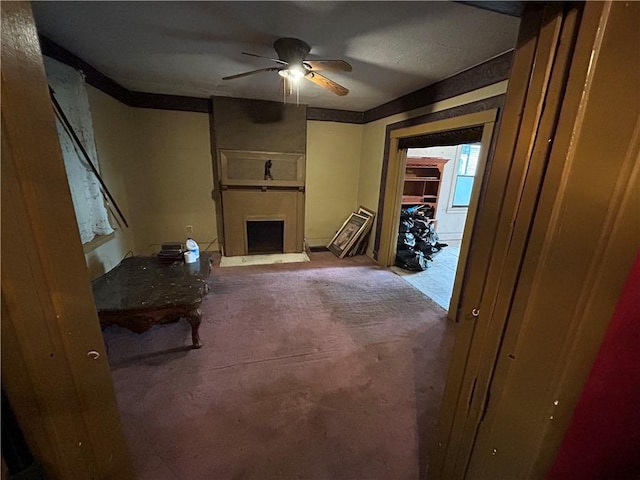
[225,37,351,97]
[278,67,305,81]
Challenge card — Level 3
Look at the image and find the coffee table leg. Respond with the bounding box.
[186,308,202,349]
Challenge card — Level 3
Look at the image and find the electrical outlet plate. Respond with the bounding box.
[186,225,193,234]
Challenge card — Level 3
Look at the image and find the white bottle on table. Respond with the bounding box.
[185,237,200,261]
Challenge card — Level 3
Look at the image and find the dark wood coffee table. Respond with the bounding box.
[92,253,212,348]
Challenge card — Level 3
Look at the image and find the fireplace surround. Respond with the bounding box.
[219,150,305,257]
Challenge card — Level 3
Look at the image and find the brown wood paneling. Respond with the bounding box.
[1,2,134,478]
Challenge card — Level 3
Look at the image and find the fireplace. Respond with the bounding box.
[246,220,284,254]
[219,150,306,256]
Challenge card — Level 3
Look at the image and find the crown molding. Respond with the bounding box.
[38,35,512,124]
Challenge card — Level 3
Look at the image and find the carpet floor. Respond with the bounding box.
[103,251,455,480]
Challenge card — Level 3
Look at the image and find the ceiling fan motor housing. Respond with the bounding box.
[273,37,311,66]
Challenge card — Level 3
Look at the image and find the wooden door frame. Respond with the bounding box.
[427,3,571,478]
[377,109,498,275]
[427,2,640,478]
[465,1,639,477]
[1,3,134,478]
[448,121,495,321]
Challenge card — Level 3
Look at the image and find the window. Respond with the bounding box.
[43,57,114,245]
[452,143,481,208]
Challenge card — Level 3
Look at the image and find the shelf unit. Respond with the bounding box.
[402,156,449,221]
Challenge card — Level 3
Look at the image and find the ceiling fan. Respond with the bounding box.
[223,37,351,96]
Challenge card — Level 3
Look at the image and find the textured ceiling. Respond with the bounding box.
[32,1,520,112]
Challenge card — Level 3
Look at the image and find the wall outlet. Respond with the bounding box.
[186,225,193,235]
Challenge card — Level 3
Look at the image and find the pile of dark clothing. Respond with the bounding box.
[396,206,448,271]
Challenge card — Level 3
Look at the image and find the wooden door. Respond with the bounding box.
[1,3,134,478]
[430,1,640,478]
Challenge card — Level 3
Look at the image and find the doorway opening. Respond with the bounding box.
[377,109,497,320]
[392,143,481,310]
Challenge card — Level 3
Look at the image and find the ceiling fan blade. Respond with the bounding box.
[305,72,349,96]
[222,67,280,80]
[242,52,289,66]
[304,60,352,72]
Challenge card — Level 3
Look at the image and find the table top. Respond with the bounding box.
[92,253,212,314]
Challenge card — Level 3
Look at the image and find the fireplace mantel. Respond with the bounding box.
[218,149,306,257]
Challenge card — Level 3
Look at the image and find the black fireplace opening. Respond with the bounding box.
[247,220,284,254]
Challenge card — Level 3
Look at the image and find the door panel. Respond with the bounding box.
[431,1,640,478]
[429,3,577,477]
[1,2,134,478]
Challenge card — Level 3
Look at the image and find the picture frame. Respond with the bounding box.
[358,206,375,219]
[327,212,369,258]
[350,206,376,256]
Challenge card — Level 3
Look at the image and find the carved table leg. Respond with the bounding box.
[186,308,202,349]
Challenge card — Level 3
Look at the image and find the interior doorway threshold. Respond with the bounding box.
[391,240,462,310]
[219,252,310,268]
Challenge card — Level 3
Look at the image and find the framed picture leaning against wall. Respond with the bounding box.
[327,212,369,258]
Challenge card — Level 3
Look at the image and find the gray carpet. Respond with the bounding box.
[103,252,455,479]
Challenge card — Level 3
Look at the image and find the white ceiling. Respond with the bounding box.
[32,1,520,112]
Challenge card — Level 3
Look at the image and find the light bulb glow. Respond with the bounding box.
[278,68,305,81]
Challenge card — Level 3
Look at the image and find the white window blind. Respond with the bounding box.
[43,56,114,244]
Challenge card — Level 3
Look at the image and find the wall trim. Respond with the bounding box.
[39,35,513,124]
[306,108,364,124]
[39,35,212,114]
[128,91,211,113]
[39,34,129,104]
[363,51,513,123]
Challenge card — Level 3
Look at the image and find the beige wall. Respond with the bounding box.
[84,79,507,270]
[85,88,218,277]
[305,121,363,246]
[85,86,137,278]
[129,108,217,254]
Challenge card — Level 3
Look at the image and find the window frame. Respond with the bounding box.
[447,143,482,211]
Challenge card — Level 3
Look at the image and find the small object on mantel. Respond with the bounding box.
[264,159,273,180]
